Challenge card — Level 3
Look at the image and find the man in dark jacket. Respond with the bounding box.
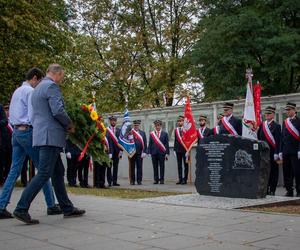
[197,115,211,144]
[106,115,122,186]
[279,102,300,197]
[148,120,169,184]
[130,120,147,185]
[258,106,281,195]
[219,103,242,136]
[174,116,188,184]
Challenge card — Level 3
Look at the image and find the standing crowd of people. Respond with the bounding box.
[0,64,300,225]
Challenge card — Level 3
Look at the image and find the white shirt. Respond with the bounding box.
[9,82,33,126]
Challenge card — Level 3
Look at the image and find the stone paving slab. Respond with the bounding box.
[0,189,300,250]
[139,193,300,209]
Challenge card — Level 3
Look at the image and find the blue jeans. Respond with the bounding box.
[0,128,55,210]
[15,146,74,214]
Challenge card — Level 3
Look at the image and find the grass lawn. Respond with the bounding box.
[66,186,188,199]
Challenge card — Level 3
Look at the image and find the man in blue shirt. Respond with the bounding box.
[0,68,60,219]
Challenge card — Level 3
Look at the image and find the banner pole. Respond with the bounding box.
[188,151,192,184]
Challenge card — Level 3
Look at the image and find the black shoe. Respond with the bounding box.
[0,209,13,219]
[13,211,39,225]
[137,182,142,185]
[160,181,164,184]
[113,183,120,186]
[181,180,187,185]
[285,191,293,197]
[176,181,182,185]
[96,185,107,189]
[64,208,85,218]
[153,181,159,184]
[269,192,275,196]
[130,182,135,185]
[47,204,63,215]
[296,193,300,197]
[69,184,78,187]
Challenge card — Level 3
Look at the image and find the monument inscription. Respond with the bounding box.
[195,135,270,199]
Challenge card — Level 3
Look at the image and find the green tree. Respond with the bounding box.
[0,0,71,104]
[67,0,201,109]
[190,0,300,101]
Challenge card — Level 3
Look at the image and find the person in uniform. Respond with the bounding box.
[258,106,281,195]
[197,115,211,144]
[130,120,147,185]
[174,116,188,184]
[65,139,81,187]
[106,115,122,186]
[148,120,169,184]
[280,102,300,197]
[219,103,242,136]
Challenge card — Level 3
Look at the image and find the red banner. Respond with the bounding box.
[253,81,262,127]
[182,96,198,152]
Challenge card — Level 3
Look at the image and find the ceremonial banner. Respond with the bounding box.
[253,81,262,127]
[118,109,136,158]
[182,96,198,152]
[242,82,257,140]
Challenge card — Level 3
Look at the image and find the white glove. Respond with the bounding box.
[185,152,189,158]
[279,153,283,161]
[298,151,300,160]
[141,153,146,158]
[118,151,123,158]
[173,151,176,157]
[109,153,112,159]
[274,154,279,161]
[66,152,71,159]
[128,134,133,140]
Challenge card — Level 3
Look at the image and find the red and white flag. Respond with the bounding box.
[182,96,198,152]
[242,69,258,140]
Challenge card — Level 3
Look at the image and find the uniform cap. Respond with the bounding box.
[222,102,234,109]
[153,119,162,125]
[285,102,296,110]
[264,106,276,114]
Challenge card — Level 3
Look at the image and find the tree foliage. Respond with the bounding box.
[190,0,300,101]
[0,0,71,104]
[67,0,201,109]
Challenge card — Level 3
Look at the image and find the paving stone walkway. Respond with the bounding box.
[1,188,300,250]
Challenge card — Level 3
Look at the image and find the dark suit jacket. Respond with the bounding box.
[148,130,169,156]
[106,126,121,156]
[173,127,186,153]
[197,127,211,144]
[219,116,242,136]
[280,116,300,155]
[258,121,281,155]
[133,129,147,154]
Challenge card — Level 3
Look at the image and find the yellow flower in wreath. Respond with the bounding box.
[90,110,98,121]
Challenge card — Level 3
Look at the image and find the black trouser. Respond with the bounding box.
[283,154,300,193]
[151,154,165,182]
[66,157,78,186]
[94,161,107,187]
[78,156,89,187]
[0,147,12,184]
[21,156,35,187]
[130,153,143,183]
[176,152,188,182]
[107,154,119,184]
[268,157,279,193]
